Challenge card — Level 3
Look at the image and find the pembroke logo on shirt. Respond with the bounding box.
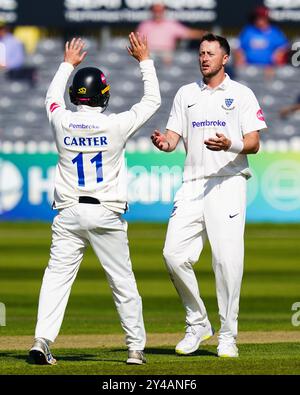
[192,119,226,128]
[222,98,235,111]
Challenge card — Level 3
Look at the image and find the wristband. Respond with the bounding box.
[227,139,243,154]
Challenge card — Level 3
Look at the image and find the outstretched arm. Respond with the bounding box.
[46,38,87,121]
[117,32,161,141]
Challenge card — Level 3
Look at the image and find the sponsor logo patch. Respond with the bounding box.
[192,120,226,128]
[78,87,87,94]
[229,213,239,219]
[50,102,60,113]
[170,205,177,217]
[69,123,100,129]
[101,73,107,84]
[257,108,265,121]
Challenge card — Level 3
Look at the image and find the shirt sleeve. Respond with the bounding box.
[273,27,289,50]
[240,88,267,135]
[115,59,161,141]
[45,62,74,123]
[166,88,186,137]
[136,21,147,36]
[172,21,190,39]
[238,27,249,51]
[6,38,25,69]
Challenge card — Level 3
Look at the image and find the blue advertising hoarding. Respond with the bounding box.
[1,151,300,222]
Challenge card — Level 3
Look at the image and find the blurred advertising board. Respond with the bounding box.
[0,0,299,26]
[1,151,300,222]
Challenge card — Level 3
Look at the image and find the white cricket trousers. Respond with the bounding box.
[163,175,246,342]
[35,203,146,350]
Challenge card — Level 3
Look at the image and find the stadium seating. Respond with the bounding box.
[1,36,300,152]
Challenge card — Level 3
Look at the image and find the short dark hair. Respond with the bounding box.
[199,33,230,56]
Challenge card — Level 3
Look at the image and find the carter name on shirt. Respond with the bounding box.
[64,136,108,147]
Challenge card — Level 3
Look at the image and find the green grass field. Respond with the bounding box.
[0,222,300,375]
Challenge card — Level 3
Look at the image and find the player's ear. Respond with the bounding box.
[222,54,229,66]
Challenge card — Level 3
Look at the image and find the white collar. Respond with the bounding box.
[199,73,230,91]
[77,105,105,113]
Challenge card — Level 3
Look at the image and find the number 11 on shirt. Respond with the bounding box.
[72,152,103,187]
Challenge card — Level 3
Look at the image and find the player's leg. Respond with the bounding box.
[204,176,246,357]
[87,206,145,360]
[163,197,214,354]
[33,206,87,346]
[163,199,209,325]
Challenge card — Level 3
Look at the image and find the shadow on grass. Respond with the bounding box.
[111,348,217,357]
[0,347,218,366]
[56,355,125,363]
[147,348,217,357]
[0,352,125,364]
[0,352,29,361]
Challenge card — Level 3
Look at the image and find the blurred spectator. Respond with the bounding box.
[14,26,41,54]
[279,95,300,118]
[137,3,205,65]
[0,22,24,69]
[235,6,289,69]
[0,22,37,86]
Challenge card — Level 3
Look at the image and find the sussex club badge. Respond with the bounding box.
[222,98,235,111]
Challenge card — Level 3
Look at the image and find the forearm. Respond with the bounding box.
[207,131,260,154]
[128,32,160,110]
[45,62,74,113]
[240,133,260,154]
[187,29,206,40]
[139,59,161,110]
[227,137,259,155]
[240,142,259,154]
[121,60,161,140]
[234,49,246,66]
[283,104,300,114]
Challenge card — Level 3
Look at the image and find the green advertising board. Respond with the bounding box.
[0,151,300,222]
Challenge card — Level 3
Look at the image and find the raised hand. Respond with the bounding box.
[127,32,150,62]
[64,38,87,67]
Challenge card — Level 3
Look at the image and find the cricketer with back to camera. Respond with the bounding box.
[29,33,161,366]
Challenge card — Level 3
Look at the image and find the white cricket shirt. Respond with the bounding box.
[46,60,160,213]
[166,74,267,181]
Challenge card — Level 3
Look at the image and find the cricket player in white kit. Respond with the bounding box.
[152,34,267,357]
[29,34,160,365]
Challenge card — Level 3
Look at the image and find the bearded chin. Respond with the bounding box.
[202,64,224,78]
